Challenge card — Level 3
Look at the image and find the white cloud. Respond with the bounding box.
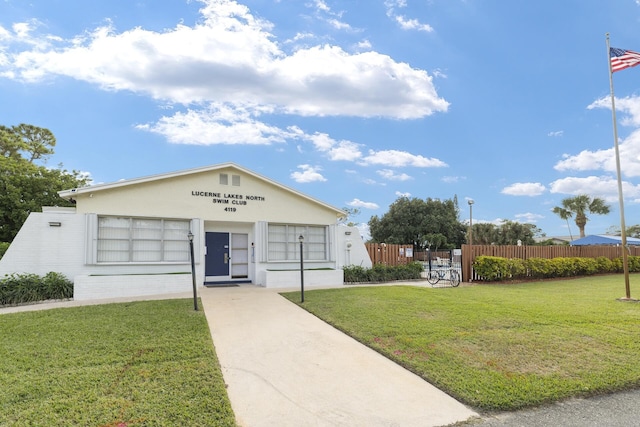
[137,104,294,145]
[1,0,448,119]
[549,175,640,202]
[555,94,640,178]
[306,132,363,161]
[501,182,546,196]
[514,212,544,224]
[547,130,563,137]
[290,164,327,183]
[377,169,412,181]
[384,0,433,32]
[393,15,433,32]
[554,128,640,178]
[348,198,379,209]
[441,175,464,183]
[395,191,411,197]
[588,95,640,127]
[362,149,447,167]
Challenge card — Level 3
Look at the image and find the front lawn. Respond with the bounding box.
[0,299,236,426]
[282,275,640,411]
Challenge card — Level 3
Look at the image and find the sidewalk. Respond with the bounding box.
[200,285,478,427]
[1,286,478,426]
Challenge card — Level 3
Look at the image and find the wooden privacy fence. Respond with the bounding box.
[461,244,640,282]
[365,243,414,266]
[365,243,640,282]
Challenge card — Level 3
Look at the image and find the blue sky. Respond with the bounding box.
[2,0,640,240]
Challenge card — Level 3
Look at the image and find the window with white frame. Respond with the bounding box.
[267,224,328,261]
[97,216,191,263]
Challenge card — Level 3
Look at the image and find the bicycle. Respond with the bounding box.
[426,267,460,287]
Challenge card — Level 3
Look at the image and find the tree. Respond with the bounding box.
[606,224,640,238]
[552,195,611,238]
[0,124,88,243]
[368,196,466,249]
[469,223,497,245]
[339,207,361,227]
[468,221,541,245]
[493,220,540,245]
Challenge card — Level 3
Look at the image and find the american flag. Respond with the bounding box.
[610,47,640,73]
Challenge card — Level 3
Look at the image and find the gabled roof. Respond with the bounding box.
[569,234,640,246]
[59,162,346,218]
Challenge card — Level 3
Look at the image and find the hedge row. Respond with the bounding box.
[344,262,424,283]
[0,272,73,306]
[473,255,640,282]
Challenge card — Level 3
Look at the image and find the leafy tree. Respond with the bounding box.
[552,195,611,238]
[0,124,88,243]
[13,124,57,163]
[469,221,541,245]
[605,224,640,238]
[469,223,497,245]
[368,196,465,249]
[339,207,361,227]
[493,220,540,245]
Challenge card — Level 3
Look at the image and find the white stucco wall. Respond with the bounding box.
[336,226,372,269]
[0,208,86,279]
[0,165,373,300]
[69,166,341,225]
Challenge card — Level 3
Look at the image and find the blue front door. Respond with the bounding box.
[205,232,229,278]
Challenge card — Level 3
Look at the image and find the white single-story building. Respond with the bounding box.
[0,163,371,300]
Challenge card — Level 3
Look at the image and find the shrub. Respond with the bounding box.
[0,272,73,306]
[0,242,9,260]
[474,255,637,282]
[343,265,368,283]
[343,262,423,283]
[472,256,510,281]
[595,256,615,273]
[525,258,555,279]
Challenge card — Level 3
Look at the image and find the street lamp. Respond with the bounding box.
[187,231,198,311]
[299,234,305,303]
[468,199,474,247]
[468,199,474,283]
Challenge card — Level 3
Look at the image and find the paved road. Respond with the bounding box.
[467,388,640,427]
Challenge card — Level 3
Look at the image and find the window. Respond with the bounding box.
[267,224,328,261]
[97,216,190,263]
[220,173,228,185]
[232,174,240,186]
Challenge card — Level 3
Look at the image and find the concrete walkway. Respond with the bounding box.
[200,285,477,427]
[1,286,478,426]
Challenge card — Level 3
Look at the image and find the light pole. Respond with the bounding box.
[299,234,305,303]
[468,199,474,247]
[187,231,198,311]
[468,199,474,283]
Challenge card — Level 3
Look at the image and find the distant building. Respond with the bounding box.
[569,235,640,246]
[534,236,573,245]
[0,163,371,300]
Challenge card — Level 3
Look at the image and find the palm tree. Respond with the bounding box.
[552,195,611,238]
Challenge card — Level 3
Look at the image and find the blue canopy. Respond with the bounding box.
[569,234,640,246]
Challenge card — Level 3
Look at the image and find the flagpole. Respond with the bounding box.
[606,33,632,300]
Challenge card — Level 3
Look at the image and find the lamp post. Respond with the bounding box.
[468,199,474,247]
[187,231,198,311]
[468,199,474,283]
[299,234,305,303]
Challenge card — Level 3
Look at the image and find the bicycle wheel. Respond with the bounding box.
[427,270,440,285]
[449,270,460,287]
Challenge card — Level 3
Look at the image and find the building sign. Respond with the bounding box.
[191,191,266,212]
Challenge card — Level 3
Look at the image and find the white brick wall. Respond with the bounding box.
[0,208,86,279]
[74,274,194,300]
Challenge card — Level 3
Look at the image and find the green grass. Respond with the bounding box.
[0,299,236,427]
[282,275,640,411]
